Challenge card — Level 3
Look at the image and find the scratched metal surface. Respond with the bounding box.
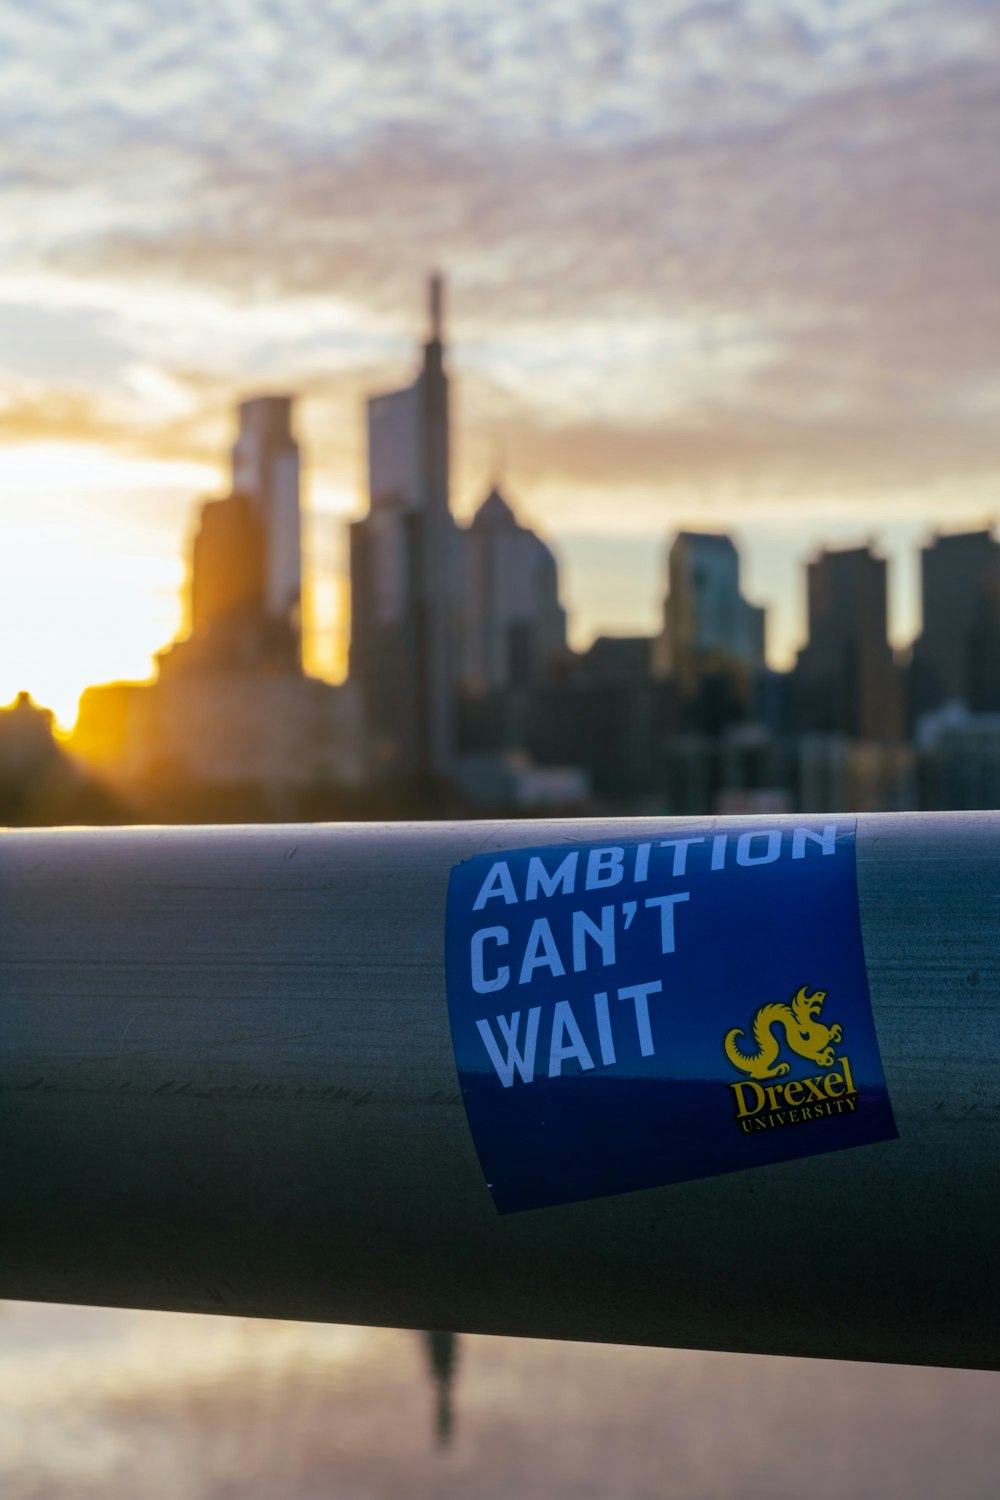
[0,814,998,1369]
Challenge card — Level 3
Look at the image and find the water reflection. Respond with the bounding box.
[421,1331,459,1447]
[0,1301,997,1498]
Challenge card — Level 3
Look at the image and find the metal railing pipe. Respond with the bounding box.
[0,813,997,1369]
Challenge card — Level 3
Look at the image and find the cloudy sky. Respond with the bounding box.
[2,0,1000,721]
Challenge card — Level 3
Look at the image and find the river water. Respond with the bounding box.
[0,1302,995,1498]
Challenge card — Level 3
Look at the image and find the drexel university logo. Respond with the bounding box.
[724,985,859,1134]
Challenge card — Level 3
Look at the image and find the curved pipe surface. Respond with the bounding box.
[1,813,997,1369]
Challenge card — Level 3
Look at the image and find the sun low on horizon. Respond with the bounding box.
[0,443,197,728]
[3,0,1000,725]
[0,437,355,730]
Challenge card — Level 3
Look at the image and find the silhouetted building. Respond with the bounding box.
[793,544,901,741]
[176,489,291,671]
[654,531,765,732]
[910,530,1000,718]
[453,750,590,809]
[796,734,913,812]
[73,670,363,803]
[917,702,1000,810]
[462,485,566,693]
[455,482,568,767]
[175,396,303,673]
[658,725,912,817]
[1,693,123,825]
[525,636,667,805]
[191,492,264,639]
[579,634,653,684]
[660,725,796,817]
[350,276,462,780]
[71,392,362,806]
[231,395,303,662]
[916,704,1000,809]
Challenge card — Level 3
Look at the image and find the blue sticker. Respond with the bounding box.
[445,822,896,1213]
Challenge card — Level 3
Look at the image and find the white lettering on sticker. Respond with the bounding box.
[472,861,519,910]
[470,926,510,994]
[476,1009,541,1087]
[525,852,579,900]
[518,918,566,984]
[548,1000,596,1078]
[572,904,616,972]
[643,891,690,953]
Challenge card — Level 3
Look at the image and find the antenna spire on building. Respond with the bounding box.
[429,272,443,342]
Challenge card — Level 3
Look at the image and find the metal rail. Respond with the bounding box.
[1,814,997,1369]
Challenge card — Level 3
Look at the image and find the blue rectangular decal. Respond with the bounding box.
[445,822,896,1213]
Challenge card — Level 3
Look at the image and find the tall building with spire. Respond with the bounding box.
[350,275,462,779]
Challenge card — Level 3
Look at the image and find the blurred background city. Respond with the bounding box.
[2,0,1000,1494]
[2,6,1000,830]
[7,266,1000,825]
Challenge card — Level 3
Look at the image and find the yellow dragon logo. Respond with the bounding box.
[724,986,843,1081]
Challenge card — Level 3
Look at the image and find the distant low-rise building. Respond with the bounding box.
[915,703,1000,810]
[453,750,589,810]
[796,734,913,813]
[658,724,913,817]
[73,670,363,799]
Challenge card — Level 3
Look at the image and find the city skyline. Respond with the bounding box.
[1,346,999,731]
[3,0,1000,723]
[37,302,1000,828]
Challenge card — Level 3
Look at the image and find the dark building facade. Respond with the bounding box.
[163,397,304,677]
[654,531,765,733]
[182,491,272,670]
[910,529,1000,719]
[793,545,901,741]
[230,394,303,665]
[349,276,461,781]
[462,485,566,694]
[524,637,672,805]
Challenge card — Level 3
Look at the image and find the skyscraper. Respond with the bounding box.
[189,492,265,650]
[71,390,364,800]
[350,276,461,779]
[910,529,1000,716]
[231,394,302,662]
[794,544,901,740]
[462,484,566,693]
[655,531,765,728]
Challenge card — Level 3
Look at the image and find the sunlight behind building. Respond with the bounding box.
[0,442,352,728]
[0,443,212,727]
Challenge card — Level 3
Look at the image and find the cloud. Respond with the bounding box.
[1,0,999,530]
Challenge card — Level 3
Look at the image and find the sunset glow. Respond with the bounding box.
[2,0,1000,719]
[0,444,204,725]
